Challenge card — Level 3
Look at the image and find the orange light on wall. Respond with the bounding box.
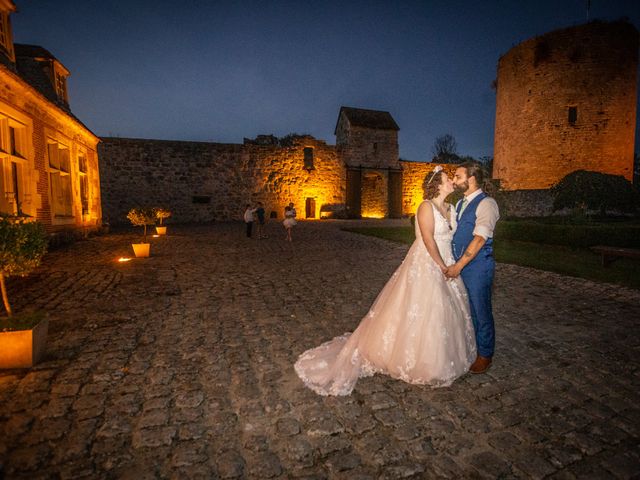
[409,191,424,214]
[361,210,385,219]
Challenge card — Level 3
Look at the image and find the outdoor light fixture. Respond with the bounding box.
[117,257,132,262]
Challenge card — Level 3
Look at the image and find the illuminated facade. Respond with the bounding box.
[494,21,638,190]
[0,1,101,232]
[99,107,430,224]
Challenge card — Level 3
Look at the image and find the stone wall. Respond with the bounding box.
[99,136,346,225]
[399,161,458,216]
[338,126,399,169]
[100,135,563,224]
[500,189,555,217]
[493,21,638,191]
[360,170,388,218]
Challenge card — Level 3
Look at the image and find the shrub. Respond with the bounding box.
[552,170,639,216]
[0,217,48,317]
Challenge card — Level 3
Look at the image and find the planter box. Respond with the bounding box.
[156,226,167,235]
[132,243,150,257]
[0,317,49,369]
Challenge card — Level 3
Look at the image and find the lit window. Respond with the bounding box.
[55,72,68,103]
[9,126,23,157]
[0,13,11,56]
[0,117,27,214]
[78,155,89,215]
[48,141,73,216]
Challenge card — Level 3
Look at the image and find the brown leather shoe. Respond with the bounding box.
[469,355,492,374]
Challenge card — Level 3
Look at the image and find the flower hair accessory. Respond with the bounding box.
[427,165,443,184]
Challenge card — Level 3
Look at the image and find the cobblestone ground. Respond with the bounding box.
[1,221,639,479]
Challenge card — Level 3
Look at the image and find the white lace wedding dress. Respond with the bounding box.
[294,201,476,396]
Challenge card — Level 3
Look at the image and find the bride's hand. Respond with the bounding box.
[439,264,448,275]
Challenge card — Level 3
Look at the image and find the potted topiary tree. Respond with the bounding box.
[0,215,49,368]
[154,207,172,235]
[127,207,156,257]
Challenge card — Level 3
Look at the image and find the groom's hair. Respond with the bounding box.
[460,161,485,186]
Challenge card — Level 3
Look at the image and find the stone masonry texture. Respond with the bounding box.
[1,221,639,478]
[99,137,346,225]
[493,21,638,190]
[98,137,444,224]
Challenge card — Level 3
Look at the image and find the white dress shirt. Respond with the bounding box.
[457,189,500,240]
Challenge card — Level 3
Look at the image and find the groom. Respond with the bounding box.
[445,162,500,374]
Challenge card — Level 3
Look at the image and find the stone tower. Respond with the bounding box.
[493,21,638,190]
[334,106,402,218]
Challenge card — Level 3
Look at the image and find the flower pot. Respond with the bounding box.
[132,243,150,257]
[156,226,167,235]
[0,317,49,369]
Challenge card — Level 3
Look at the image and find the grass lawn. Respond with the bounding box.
[343,226,640,290]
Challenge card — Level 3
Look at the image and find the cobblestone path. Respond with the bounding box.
[1,221,639,479]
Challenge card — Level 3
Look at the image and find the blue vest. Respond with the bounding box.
[452,192,493,264]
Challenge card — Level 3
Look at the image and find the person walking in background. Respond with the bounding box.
[244,204,255,238]
[255,202,267,239]
[283,203,297,242]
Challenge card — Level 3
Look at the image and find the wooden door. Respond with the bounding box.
[305,197,316,218]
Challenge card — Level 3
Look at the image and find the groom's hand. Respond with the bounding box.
[445,263,462,278]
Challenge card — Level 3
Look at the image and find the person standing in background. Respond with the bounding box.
[283,203,297,242]
[244,204,255,238]
[255,202,267,239]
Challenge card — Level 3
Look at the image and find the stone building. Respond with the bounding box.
[493,21,638,192]
[99,107,438,225]
[0,0,101,232]
[336,107,401,218]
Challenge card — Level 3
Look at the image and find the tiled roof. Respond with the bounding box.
[335,106,400,134]
[14,44,57,60]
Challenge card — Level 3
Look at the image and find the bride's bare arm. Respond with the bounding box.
[417,202,447,272]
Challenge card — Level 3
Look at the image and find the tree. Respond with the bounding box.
[153,207,172,226]
[552,170,639,216]
[0,217,48,317]
[431,134,461,163]
[127,207,156,242]
[479,156,494,177]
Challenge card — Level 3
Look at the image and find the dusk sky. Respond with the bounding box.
[12,0,640,161]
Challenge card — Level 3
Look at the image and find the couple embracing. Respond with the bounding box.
[295,162,499,396]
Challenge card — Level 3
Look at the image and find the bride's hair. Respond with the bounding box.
[422,170,445,199]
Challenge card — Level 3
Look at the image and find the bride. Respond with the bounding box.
[294,167,476,396]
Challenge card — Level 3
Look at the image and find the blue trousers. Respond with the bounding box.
[460,256,495,358]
